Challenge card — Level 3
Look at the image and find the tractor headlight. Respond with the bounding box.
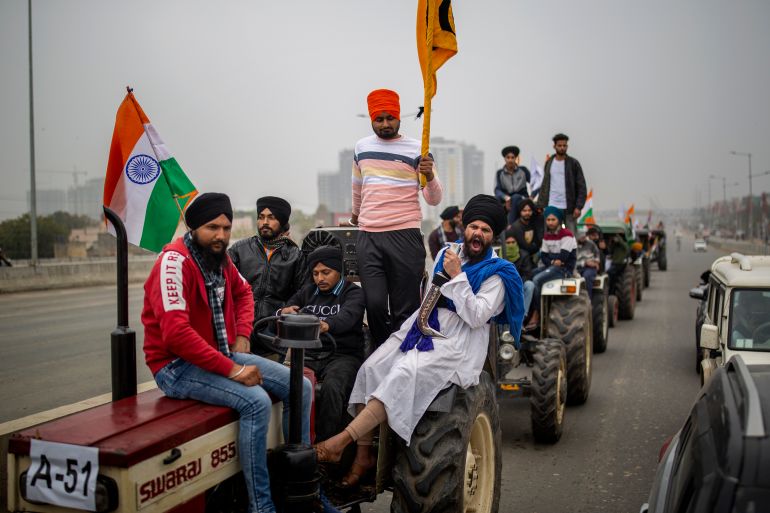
[499,343,516,361]
[500,330,515,343]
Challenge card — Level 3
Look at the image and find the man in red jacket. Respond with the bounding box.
[142,192,311,513]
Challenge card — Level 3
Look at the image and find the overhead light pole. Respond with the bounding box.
[730,150,752,239]
[28,0,38,266]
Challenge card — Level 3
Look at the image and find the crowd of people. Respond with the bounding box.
[141,88,526,513]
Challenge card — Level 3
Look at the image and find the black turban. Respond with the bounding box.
[440,205,460,220]
[462,194,507,237]
[185,192,233,230]
[501,145,520,158]
[518,198,536,214]
[307,246,342,273]
[256,196,291,228]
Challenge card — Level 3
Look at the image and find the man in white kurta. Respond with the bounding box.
[348,248,505,442]
[315,194,524,485]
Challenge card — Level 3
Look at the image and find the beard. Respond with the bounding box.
[259,225,278,240]
[191,232,227,271]
[463,232,492,264]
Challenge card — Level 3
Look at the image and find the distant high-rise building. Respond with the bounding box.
[27,189,67,216]
[317,148,353,214]
[421,137,484,229]
[68,177,104,220]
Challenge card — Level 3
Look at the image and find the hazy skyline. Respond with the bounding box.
[2,0,769,221]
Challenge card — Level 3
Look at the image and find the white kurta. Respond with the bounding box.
[348,250,505,444]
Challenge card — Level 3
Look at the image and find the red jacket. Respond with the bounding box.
[142,237,255,376]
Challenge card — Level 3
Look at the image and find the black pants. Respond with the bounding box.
[305,354,363,442]
[357,229,426,346]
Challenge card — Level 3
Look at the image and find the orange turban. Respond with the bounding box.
[367,89,400,121]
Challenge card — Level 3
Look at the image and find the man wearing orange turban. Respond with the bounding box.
[350,88,443,350]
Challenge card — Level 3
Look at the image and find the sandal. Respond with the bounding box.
[314,441,341,464]
[340,460,376,489]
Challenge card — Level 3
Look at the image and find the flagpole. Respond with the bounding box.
[419,0,435,188]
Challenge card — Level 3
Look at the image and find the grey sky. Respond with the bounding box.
[2,0,769,221]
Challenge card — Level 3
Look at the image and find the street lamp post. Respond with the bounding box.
[28,0,38,266]
[730,150,753,239]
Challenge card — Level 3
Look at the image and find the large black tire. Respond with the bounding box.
[616,265,636,320]
[592,289,609,353]
[530,338,567,443]
[546,290,592,405]
[635,266,643,302]
[607,294,619,328]
[658,248,667,271]
[392,372,501,513]
[643,258,650,288]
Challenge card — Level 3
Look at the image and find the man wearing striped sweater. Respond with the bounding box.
[350,89,443,346]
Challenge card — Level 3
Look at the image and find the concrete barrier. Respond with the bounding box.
[0,257,157,293]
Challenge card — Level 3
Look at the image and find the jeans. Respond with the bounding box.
[155,353,312,513]
[522,280,535,314]
[579,267,597,298]
[531,266,571,311]
[507,193,527,226]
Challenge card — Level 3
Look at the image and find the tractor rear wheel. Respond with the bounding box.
[391,372,501,513]
[546,290,592,405]
[617,265,636,320]
[530,338,567,443]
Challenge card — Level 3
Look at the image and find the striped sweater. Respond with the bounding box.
[352,134,443,232]
[540,227,577,273]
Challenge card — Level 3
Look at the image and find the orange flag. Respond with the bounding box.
[416,0,458,186]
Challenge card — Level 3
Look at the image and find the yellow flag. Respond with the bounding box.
[416,0,458,99]
[417,0,458,185]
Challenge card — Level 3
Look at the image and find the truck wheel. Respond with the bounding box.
[643,258,650,288]
[635,267,644,302]
[530,338,567,443]
[547,290,592,405]
[607,295,619,328]
[617,265,636,320]
[392,372,501,513]
[592,290,609,353]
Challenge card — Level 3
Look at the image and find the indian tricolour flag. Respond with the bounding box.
[103,90,197,252]
[578,188,595,224]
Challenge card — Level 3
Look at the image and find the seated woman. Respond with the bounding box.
[279,246,366,456]
[314,195,525,488]
[524,206,577,328]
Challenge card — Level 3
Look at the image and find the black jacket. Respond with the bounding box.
[228,236,306,328]
[285,281,366,359]
[535,155,587,213]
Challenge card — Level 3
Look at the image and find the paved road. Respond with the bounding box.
[0,237,722,511]
[0,283,150,423]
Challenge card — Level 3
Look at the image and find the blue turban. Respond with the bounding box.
[544,205,564,223]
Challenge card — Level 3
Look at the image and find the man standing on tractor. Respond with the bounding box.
[427,205,463,260]
[494,145,531,226]
[349,89,443,346]
[315,194,524,487]
[535,133,588,234]
[229,196,306,356]
[142,192,312,513]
